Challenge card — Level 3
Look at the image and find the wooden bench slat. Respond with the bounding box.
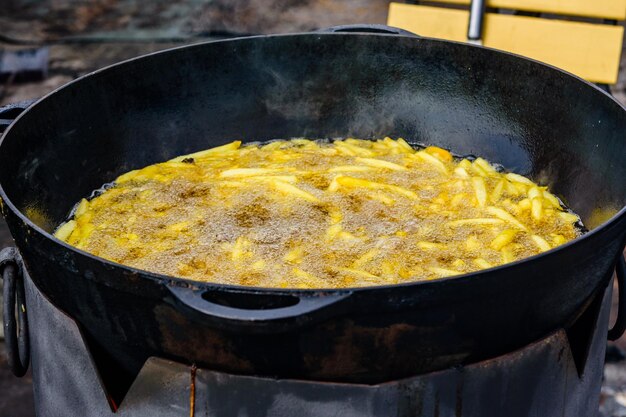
[421,0,626,20]
[389,4,469,42]
[388,3,624,84]
[484,14,623,84]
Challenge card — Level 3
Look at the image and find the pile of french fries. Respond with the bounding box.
[55,138,581,288]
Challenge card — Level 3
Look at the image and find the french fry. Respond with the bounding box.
[417,241,445,250]
[551,234,567,246]
[450,193,466,207]
[459,159,472,170]
[505,172,534,185]
[473,258,493,269]
[355,157,407,171]
[473,158,497,174]
[170,140,241,162]
[262,141,286,150]
[161,162,200,170]
[433,195,447,205]
[337,267,380,281]
[531,235,551,252]
[328,165,374,173]
[513,182,528,194]
[424,146,453,162]
[517,198,531,211]
[338,231,359,241]
[329,208,343,224]
[76,210,93,226]
[251,260,266,271]
[219,168,281,178]
[454,167,470,178]
[414,151,448,174]
[219,180,247,188]
[284,246,304,264]
[558,211,579,224]
[334,176,418,200]
[335,141,375,157]
[501,246,515,263]
[115,169,141,184]
[395,138,415,152]
[344,138,369,147]
[472,177,487,206]
[531,198,543,220]
[177,263,193,276]
[490,230,518,250]
[325,224,343,241]
[327,176,342,192]
[447,218,504,227]
[353,249,380,268]
[262,175,300,183]
[75,199,89,217]
[167,221,190,232]
[381,261,395,277]
[543,192,560,208]
[486,206,528,231]
[54,220,77,241]
[368,193,395,206]
[528,186,542,200]
[452,259,466,269]
[505,180,521,196]
[293,268,327,288]
[428,266,461,277]
[231,236,251,260]
[490,179,504,203]
[75,224,96,246]
[470,163,487,177]
[271,180,320,203]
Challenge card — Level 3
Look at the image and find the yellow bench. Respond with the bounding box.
[388,0,626,84]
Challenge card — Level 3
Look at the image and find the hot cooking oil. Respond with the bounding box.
[54,138,582,288]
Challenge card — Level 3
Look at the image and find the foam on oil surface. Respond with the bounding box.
[54,138,581,288]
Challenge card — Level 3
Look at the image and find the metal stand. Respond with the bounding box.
[24,270,609,417]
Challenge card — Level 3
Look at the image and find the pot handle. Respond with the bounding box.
[608,254,626,341]
[318,24,419,37]
[0,247,30,377]
[0,99,36,134]
[167,285,352,332]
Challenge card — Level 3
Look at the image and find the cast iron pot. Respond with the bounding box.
[0,26,625,400]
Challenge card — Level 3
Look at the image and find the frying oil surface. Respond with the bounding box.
[55,138,581,288]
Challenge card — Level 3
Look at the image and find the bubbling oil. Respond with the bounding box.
[55,138,582,288]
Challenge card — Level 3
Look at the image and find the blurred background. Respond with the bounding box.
[0,0,390,106]
[0,1,625,416]
[1,0,625,106]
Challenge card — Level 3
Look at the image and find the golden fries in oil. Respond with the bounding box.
[55,138,582,288]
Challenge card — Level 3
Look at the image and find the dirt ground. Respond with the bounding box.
[1,2,625,415]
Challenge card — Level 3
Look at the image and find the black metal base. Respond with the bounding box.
[24,271,610,416]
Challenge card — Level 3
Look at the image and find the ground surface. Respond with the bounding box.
[0,342,34,417]
[1,2,626,415]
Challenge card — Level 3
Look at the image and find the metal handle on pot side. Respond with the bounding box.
[0,99,36,134]
[318,24,419,37]
[608,255,626,341]
[0,247,30,377]
[168,285,352,333]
